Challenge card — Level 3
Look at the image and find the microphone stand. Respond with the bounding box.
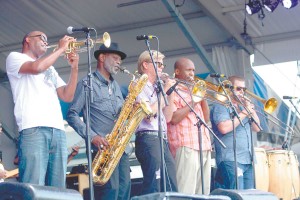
[172,87,226,194]
[82,29,95,200]
[216,78,244,190]
[290,99,300,116]
[232,93,263,189]
[143,39,169,192]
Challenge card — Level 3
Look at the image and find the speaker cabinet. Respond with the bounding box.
[130,178,143,197]
[210,189,279,200]
[131,192,230,200]
[66,173,88,195]
[0,182,83,200]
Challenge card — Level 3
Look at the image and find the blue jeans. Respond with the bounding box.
[214,161,254,189]
[135,134,178,195]
[18,127,67,188]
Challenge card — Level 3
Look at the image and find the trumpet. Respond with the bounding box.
[47,32,111,55]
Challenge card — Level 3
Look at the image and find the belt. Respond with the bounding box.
[136,131,167,139]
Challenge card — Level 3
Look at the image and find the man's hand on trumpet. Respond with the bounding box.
[66,51,79,69]
[57,35,76,52]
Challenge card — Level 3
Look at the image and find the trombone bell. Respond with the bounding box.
[245,90,278,114]
[192,80,206,102]
[263,97,278,114]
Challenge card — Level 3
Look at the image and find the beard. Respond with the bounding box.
[104,65,118,75]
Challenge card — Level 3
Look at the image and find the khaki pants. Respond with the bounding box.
[175,146,211,195]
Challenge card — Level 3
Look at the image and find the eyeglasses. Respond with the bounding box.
[28,34,48,43]
[146,61,166,68]
[235,86,247,92]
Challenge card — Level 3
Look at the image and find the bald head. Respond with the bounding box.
[174,57,195,81]
[21,31,48,58]
[174,57,193,71]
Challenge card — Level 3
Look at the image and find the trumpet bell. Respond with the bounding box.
[102,32,111,48]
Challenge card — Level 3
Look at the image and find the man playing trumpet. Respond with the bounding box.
[211,75,260,189]
[6,31,79,188]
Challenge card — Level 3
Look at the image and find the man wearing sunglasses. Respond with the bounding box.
[134,50,178,195]
[6,31,79,188]
[210,75,260,190]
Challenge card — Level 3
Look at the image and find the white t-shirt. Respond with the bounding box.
[0,163,4,183]
[6,52,66,131]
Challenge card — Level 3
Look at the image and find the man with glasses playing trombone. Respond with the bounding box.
[6,31,79,188]
[211,75,260,190]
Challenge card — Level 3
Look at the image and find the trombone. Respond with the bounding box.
[255,108,294,136]
[193,76,232,103]
[244,90,277,114]
[47,32,111,55]
[168,75,231,106]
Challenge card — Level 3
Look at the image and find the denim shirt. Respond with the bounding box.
[66,70,124,146]
[210,103,252,166]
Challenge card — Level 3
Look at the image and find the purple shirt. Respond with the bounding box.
[135,81,167,133]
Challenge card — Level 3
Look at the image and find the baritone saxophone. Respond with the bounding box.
[92,70,152,185]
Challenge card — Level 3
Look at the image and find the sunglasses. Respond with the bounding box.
[235,86,247,92]
[146,61,166,68]
[28,34,48,43]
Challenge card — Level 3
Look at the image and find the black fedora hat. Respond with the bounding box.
[94,42,127,60]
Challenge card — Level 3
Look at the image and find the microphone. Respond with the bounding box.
[166,81,179,96]
[224,84,233,89]
[67,26,93,34]
[136,35,156,40]
[283,96,298,100]
[210,73,226,78]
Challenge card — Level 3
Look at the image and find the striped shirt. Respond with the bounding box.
[167,85,212,157]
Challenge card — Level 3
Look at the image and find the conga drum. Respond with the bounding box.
[289,151,300,199]
[254,148,269,192]
[267,150,292,200]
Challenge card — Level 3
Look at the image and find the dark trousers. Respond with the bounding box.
[135,133,178,195]
[84,152,131,200]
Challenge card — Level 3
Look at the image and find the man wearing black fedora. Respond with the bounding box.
[67,42,130,200]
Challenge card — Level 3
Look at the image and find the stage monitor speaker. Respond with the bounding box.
[0,182,83,200]
[210,188,278,200]
[131,192,230,200]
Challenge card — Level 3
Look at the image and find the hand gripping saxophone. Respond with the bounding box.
[92,70,152,185]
